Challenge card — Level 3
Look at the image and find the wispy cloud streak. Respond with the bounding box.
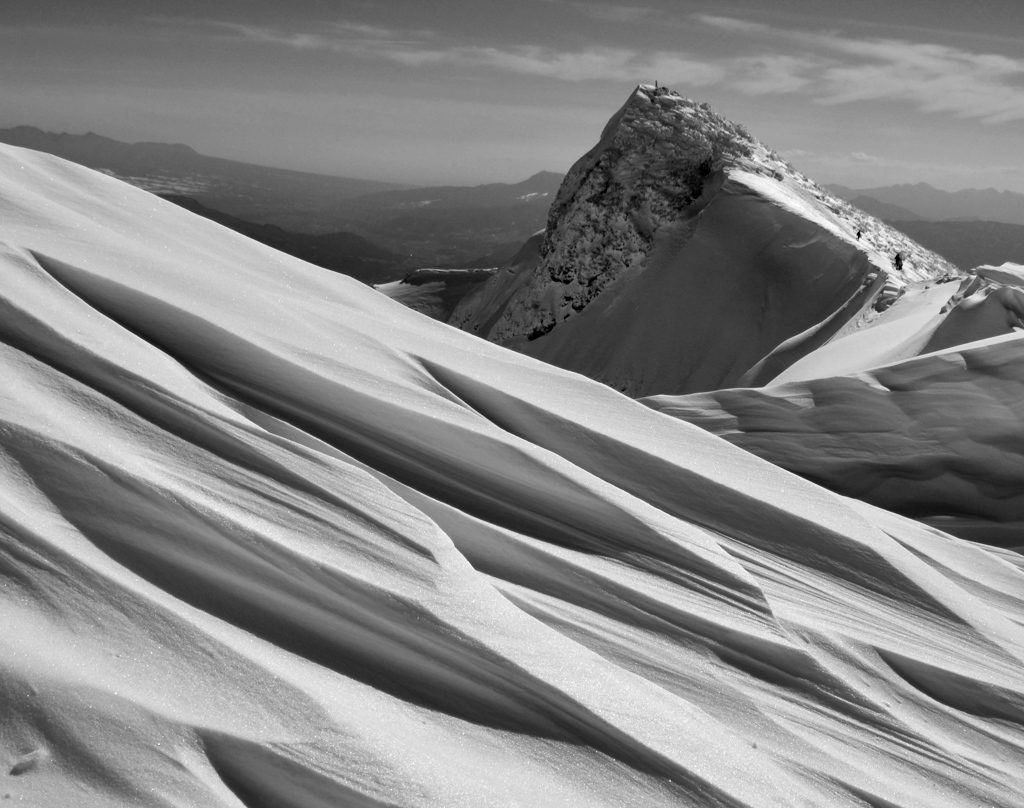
[699,15,1024,123]
[786,147,1024,185]
[217,16,1024,123]
[223,22,722,85]
[384,45,723,84]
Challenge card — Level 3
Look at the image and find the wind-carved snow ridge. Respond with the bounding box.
[1,144,1024,807]
[449,85,956,397]
[644,269,1024,545]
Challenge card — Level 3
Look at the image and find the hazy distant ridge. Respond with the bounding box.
[161,195,407,285]
[0,125,404,195]
[0,125,561,267]
[829,181,1024,226]
[884,219,1024,271]
[0,125,408,231]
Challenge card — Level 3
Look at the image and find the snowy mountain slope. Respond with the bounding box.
[1,144,1024,807]
[448,85,956,397]
[645,265,1024,544]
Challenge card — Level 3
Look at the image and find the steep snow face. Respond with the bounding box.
[757,267,1024,387]
[450,86,955,397]
[2,145,1024,807]
[645,332,1024,545]
[508,172,879,396]
[645,267,1024,543]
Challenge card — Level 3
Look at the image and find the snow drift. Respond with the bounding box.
[645,265,1024,545]
[449,85,955,397]
[2,144,1024,807]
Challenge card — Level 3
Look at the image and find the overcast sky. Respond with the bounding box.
[4,0,1024,190]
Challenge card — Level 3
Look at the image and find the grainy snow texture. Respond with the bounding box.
[449,86,956,397]
[2,144,1024,807]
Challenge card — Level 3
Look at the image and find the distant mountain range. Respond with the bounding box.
[0,125,560,267]
[334,171,561,267]
[847,196,927,222]
[829,182,1024,226]
[0,125,406,228]
[160,195,408,285]
[883,219,1024,271]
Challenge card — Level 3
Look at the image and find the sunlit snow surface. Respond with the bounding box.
[2,144,1024,807]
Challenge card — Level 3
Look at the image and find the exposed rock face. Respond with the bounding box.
[449,85,956,397]
[453,86,759,344]
[505,88,755,341]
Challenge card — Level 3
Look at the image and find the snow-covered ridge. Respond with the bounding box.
[727,169,948,285]
[449,85,955,397]
[2,144,1023,807]
[505,83,952,340]
[644,260,1024,543]
[647,327,1024,543]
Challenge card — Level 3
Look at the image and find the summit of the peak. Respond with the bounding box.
[448,87,774,353]
[447,88,956,397]
[608,84,760,167]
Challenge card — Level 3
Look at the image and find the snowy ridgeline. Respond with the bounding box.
[1,144,1024,807]
[448,86,958,397]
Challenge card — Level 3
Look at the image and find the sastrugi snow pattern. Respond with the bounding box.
[1,141,1024,807]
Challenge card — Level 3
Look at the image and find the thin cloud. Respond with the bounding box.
[574,3,659,24]
[222,23,723,85]
[227,25,340,50]
[794,149,1024,183]
[537,0,657,22]
[215,21,430,50]
[384,44,723,84]
[730,55,815,94]
[697,15,1024,124]
[214,14,1024,121]
[815,40,1024,123]
[696,15,771,35]
[328,22,401,40]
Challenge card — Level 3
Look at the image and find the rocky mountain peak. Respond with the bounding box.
[476,85,798,343]
[541,84,762,233]
[448,86,957,397]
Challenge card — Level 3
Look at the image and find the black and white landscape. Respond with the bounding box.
[3,2,1024,807]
